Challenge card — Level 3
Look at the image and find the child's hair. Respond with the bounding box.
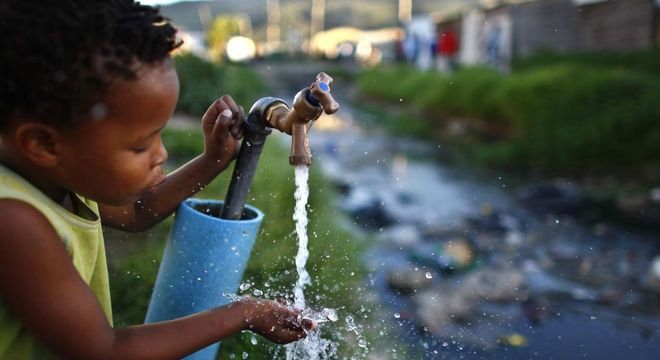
[0,0,182,131]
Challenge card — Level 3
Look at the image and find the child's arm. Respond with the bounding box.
[101,95,245,232]
[0,199,314,359]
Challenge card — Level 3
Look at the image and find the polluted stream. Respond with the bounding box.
[256,64,660,359]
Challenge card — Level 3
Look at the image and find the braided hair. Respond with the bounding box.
[0,0,182,131]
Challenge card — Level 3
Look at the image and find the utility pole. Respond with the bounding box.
[398,0,412,23]
[310,0,325,39]
[266,0,281,45]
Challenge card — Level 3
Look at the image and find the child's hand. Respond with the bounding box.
[239,297,317,344]
[201,95,245,167]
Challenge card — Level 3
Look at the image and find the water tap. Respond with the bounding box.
[263,72,339,165]
[221,73,338,219]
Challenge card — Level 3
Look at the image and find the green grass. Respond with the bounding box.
[356,53,660,179]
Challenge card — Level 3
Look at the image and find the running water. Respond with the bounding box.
[286,165,338,360]
[292,165,310,309]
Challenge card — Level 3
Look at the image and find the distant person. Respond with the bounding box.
[486,25,502,70]
[0,1,316,359]
[403,33,419,65]
[438,28,459,72]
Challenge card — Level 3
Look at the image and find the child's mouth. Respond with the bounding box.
[143,178,166,195]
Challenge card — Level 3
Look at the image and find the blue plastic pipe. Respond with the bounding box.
[145,198,264,359]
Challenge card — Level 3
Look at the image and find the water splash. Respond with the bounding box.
[285,165,367,359]
[286,165,338,359]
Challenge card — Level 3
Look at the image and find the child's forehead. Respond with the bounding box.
[89,60,178,130]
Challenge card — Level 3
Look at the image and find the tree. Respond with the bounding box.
[206,16,242,62]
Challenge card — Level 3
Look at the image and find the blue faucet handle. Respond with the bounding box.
[310,73,339,115]
[318,81,330,93]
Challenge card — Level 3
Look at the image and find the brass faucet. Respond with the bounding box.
[264,72,339,165]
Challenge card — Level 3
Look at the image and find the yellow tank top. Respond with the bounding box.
[0,164,113,359]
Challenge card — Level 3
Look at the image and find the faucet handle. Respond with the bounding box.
[310,72,339,115]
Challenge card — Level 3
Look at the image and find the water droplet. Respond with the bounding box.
[253,289,263,296]
[425,272,433,279]
[239,282,251,291]
[250,335,258,345]
[323,308,338,322]
[358,337,368,348]
[242,352,249,359]
[394,312,401,319]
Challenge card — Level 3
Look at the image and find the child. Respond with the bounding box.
[0,0,316,358]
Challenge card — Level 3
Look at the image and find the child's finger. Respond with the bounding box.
[202,98,229,125]
[211,109,233,137]
[220,95,241,117]
[230,105,245,138]
[274,323,308,344]
[301,318,318,331]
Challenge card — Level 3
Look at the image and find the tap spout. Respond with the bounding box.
[267,72,339,165]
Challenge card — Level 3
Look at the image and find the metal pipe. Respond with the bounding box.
[220,97,284,220]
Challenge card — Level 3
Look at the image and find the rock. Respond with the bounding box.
[517,180,585,214]
[641,256,660,294]
[459,266,527,302]
[616,192,660,230]
[408,238,476,274]
[386,266,432,294]
[651,188,660,202]
[411,265,528,350]
[376,224,421,247]
[523,260,598,300]
[341,187,394,228]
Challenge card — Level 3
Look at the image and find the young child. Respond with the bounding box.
[0,0,316,358]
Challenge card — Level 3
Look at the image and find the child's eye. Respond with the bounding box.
[132,147,148,153]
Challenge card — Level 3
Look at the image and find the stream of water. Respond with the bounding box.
[286,165,342,360]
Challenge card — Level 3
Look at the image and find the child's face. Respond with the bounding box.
[57,60,179,206]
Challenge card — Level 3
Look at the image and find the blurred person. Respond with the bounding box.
[438,27,459,72]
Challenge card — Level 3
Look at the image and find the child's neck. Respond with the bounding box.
[0,157,71,210]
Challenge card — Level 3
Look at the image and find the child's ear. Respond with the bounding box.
[14,122,62,167]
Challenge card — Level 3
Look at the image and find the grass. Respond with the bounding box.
[355,50,660,180]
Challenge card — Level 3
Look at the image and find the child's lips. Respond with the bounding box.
[144,176,166,194]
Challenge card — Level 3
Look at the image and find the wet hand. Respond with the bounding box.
[239,297,317,344]
[201,95,245,166]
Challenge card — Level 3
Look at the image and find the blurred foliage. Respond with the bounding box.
[108,55,372,358]
[173,53,269,116]
[206,15,243,61]
[512,47,660,77]
[357,49,660,179]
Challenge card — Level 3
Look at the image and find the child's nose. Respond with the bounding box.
[153,141,168,167]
